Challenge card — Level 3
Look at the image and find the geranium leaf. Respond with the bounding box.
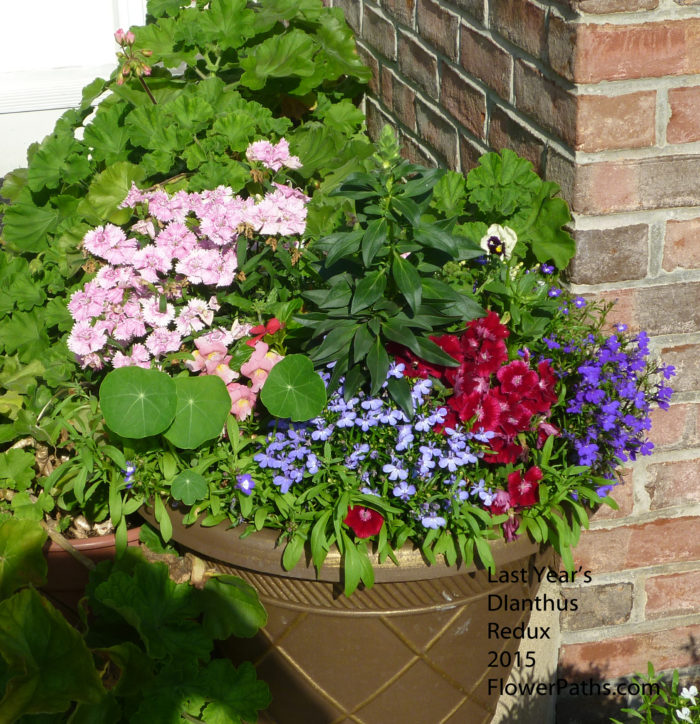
[85,162,146,223]
[0,588,105,719]
[197,660,271,724]
[99,367,177,439]
[260,354,327,421]
[163,375,231,449]
[239,30,316,91]
[200,575,267,640]
[95,560,211,661]
[0,519,47,599]
[2,201,59,253]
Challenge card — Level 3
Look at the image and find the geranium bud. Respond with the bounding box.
[114,28,126,44]
[125,30,135,45]
[141,48,153,57]
[142,65,152,76]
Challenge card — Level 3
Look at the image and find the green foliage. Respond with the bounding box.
[0,0,371,405]
[259,354,327,421]
[431,148,576,269]
[0,521,270,722]
[301,126,484,403]
[99,368,231,449]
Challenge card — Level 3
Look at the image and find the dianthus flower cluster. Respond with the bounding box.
[547,326,675,484]
[250,365,515,531]
[65,138,304,414]
[390,312,559,464]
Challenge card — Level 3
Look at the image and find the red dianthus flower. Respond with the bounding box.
[344,506,384,538]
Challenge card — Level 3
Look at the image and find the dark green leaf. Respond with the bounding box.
[0,519,47,599]
[350,270,387,314]
[391,252,422,313]
[200,575,267,640]
[366,335,389,395]
[309,323,357,364]
[361,218,388,266]
[353,324,374,363]
[386,377,414,417]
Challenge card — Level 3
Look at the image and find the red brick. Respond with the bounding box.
[358,45,380,96]
[557,0,658,10]
[559,623,700,680]
[668,87,700,144]
[490,0,546,59]
[417,0,458,60]
[415,99,458,168]
[365,99,395,143]
[639,155,700,210]
[440,63,485,137]
[591,469,634,521]
[572,517,700,574]
[576,92,656,152]
[646,458,700,510]
[513,60,576,146]
[398,31,438,97]
[646,570,700,618]
[459,134,485,172]
[381,0,416,27]
[659,344,700,395]
[549,18,700,83]
[572,162,640,215]
[664,218,700,271]
[569,225,649,284]
[460,23,512,100]
[381,68,417,131]
[333,0,361,34]
[487,106,545,174]
[648,404,692,450]
[362,5,397,61]
[450,0,484,22]
[399,130,435,167]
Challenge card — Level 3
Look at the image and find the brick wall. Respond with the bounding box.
[329,0,700,719]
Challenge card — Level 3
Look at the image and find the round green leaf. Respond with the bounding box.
[260,354,327,422]
[171,470,209,506]
[163,374,231,449]
[99,367,177,439]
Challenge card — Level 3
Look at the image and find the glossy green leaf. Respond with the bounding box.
[2,201,59,253]
[171,470,209,506]
[366,335,389,396]
[361,218,388,266]
[391,252,422,313]
[99,367,177,439]
[353,324,374,363]
[350,270,387,314]
[163,375,231,449]
[386,377,414,418]
[323,229,363,267]
[309,323,357,364]
[260,354,327,421]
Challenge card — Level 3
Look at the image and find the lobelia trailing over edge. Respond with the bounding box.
[65,130,674,595]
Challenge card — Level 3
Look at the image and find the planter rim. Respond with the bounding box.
[141,505,543,583]
[45,525,142,554]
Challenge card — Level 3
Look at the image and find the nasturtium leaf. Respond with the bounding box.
[163,375,231,449]
[0,588,105,719]
[0,519,47,599]
[99,367,177,439]
[260,355,326,421]
[171,470,208,506]
[200,575,267,640]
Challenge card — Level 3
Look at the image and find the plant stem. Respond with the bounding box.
[41,522,96,571]
[139,77,157,105]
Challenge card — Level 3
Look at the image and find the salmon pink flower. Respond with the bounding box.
[227,383,257,420]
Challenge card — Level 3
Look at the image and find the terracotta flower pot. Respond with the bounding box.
[42,526,142,615]
[142,505,554,724]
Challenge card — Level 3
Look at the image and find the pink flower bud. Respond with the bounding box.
[114,28,126,44]
[125,30,135,45]
[142,64,152,76]
[141,48,153,57]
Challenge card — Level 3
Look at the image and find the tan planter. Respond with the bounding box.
[144,506,554,724]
